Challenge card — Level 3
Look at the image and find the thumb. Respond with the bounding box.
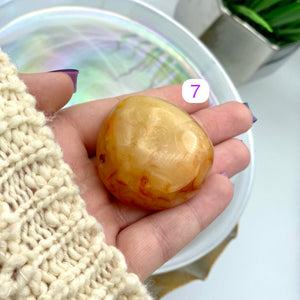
[19,69,78,115]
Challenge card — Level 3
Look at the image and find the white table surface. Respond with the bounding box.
[144,1,300,299]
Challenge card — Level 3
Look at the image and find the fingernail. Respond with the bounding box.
[243,102,257,123]
[220,172,234,187]
[51,69,79,93]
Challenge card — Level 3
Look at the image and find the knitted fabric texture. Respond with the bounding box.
[0,49,152,300]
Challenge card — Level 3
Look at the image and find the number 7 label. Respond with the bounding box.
[191,84,201,98]
[182,79,209,103]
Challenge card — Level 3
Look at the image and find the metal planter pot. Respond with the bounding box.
[175,0,300,85]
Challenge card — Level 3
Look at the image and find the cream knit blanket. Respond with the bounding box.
[0,49,151,299]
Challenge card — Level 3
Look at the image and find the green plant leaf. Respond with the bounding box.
[279,33,300,42]
[276,27,300,35]
[287,19,300,28]
[250,0,283,13]
[249,0,262,10]
[265,3,300,27]
[232,5,274,32]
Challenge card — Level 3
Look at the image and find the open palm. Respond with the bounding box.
[21,72,252,281]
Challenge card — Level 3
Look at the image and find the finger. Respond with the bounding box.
[209,138,251,177]
[131,84,209,114]
[61,84,209,155]
[49,115,152,242]
[19,69,78,115]
[192,101,253,145]
[97,138,250,236]
[117,174,233,280]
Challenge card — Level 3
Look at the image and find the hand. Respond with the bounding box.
[21,72,253,281]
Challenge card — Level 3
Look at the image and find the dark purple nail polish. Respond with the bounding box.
[51,69,79,92]
[243,102,257,123]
